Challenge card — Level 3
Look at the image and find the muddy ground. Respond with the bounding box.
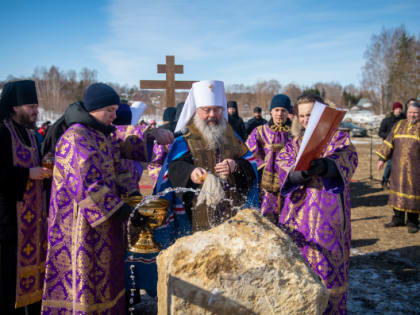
[137,136,420,314]
[347,137,420,314]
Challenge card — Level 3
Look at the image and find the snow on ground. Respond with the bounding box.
[350,138,383,145]
[345,110,384,129]
[37,107,164,127]
[348,249,420,314]
[38,105,386,131]
[37,107,62,127]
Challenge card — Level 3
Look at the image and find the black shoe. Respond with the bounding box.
[384,219,405,228]
[381,180,389,190]
[407,222,419,233]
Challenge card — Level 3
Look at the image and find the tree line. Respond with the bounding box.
[1,25,418,118]
[362,25,420,114]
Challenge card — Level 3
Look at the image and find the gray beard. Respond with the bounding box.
[193,115,227,150]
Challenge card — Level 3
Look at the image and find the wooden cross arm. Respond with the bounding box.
[174,81,198,89]
[140,80,167,89]
[158,64,183,74]
[141,80,197,90]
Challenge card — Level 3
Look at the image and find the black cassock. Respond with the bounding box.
[228,114,247,141]
[0,120,41,314]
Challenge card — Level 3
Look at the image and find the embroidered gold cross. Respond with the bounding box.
[21,277,35,289]
[209,84,214,92]
[23,211,35,223]
[23,243,34,256]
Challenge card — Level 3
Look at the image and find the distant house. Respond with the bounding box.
[349,98,373,113]
[357,98,373,109]
[346,100,381,128]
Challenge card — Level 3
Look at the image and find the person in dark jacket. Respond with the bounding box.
[159,106,177,132]
[378,102,406,189]
[245,106,267,137]
[41,101,92,156]
[227,100,247,140]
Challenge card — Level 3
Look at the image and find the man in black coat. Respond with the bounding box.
[378,102,406,188]
[41,101,88,156]
[0,80,52,314]
[227,100,247,140]
[159,106,177,132]
[245,106,267,137]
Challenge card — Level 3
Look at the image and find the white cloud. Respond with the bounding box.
[90,0,417,88]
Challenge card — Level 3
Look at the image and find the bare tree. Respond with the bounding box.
[313,82,343,106]
[361,26,406,114]
[252,79,281,113]
[282,83,302,105]
[33,66,68,112]
[388,31,420,105]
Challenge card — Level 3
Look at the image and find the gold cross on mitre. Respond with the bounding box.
[209,84,214,92]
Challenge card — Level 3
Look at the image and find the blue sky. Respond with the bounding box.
[1,0,419,89]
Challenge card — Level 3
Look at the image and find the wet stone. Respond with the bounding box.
[157,209,329,314]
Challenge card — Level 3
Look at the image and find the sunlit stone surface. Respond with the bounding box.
[157,209,329,314]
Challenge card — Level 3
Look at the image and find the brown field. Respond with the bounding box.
[350,138,420,260]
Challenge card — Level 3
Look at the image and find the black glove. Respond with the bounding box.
[303,158,328,177]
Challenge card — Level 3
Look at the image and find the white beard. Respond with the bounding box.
[193,114,227,150]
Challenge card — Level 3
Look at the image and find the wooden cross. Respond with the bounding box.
[140,56,197,107]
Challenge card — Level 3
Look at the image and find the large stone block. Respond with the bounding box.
[157,209,328,314]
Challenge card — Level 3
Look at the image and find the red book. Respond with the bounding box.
[294,102,346,171]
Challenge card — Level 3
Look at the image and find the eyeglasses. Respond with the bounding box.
[198,107,223,114]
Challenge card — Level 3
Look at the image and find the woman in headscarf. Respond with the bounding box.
[274,93,358,314]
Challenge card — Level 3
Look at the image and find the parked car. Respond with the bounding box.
[339,121,367,137]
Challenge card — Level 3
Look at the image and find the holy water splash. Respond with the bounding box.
[126,186,259,314]
[128,186,255,230]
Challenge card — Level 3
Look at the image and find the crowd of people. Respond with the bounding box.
[0,78,418,314]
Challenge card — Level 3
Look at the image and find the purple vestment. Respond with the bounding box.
[276,130,357,314]
[147,143,169,187]
[4,119,47,308]
[113,125,152,191]
[376,119,420,213]
[42,123,145,314]
[246,123,290,215]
